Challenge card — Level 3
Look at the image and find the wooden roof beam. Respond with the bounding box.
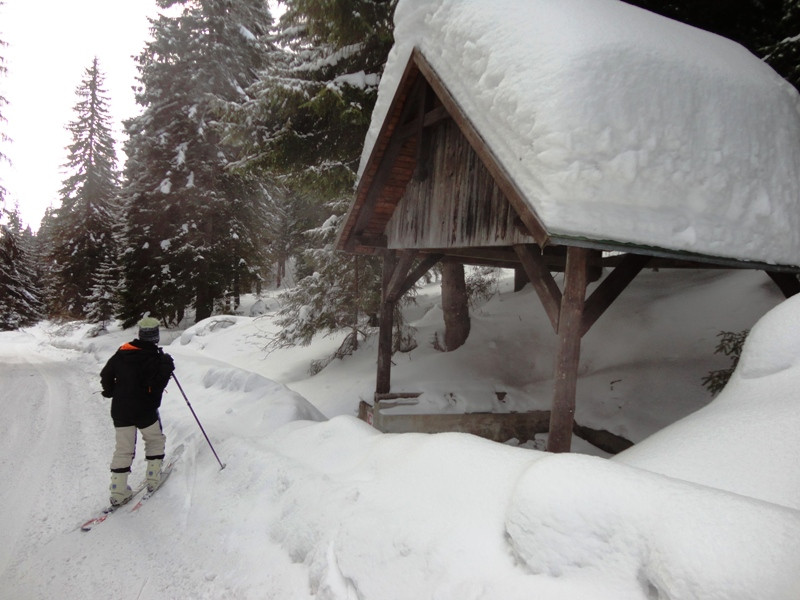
[581,253,650,337]
[386,250,418,302]
[389,253,445,302]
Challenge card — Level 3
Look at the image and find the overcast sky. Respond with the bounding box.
[0,0,159,230]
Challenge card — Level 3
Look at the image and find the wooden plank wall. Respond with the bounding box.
[385,119,535,249]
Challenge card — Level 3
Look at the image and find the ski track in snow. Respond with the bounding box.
[0,347,109,581]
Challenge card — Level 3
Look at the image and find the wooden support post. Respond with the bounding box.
[548,246,590,453]
[376,250,397,395]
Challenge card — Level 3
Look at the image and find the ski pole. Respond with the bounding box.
[171,373,226,470]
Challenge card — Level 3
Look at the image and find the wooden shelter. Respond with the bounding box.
[336,39,800,452]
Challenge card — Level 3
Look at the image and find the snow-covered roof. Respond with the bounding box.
[356,0,800,267]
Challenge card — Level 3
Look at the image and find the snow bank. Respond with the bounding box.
[167,364,326,441]
[737,292,800,379]
[362,0,800,265]
[265,417,546,598]
[506,453,800,599]
[616,294,800,509]
[179,315,249,347]
[264,416,800,600]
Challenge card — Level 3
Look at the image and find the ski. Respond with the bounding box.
[129,460,177,512]
[79,444,184,532]
[79,480,148,531]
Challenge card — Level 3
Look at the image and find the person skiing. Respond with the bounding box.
[100,316,175,506]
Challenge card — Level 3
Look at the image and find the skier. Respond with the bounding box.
[100,316,175,506]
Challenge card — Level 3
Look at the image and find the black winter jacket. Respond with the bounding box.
[100,339,175,427]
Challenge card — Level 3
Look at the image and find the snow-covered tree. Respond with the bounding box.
[763,0,800,91]
[224,0,396,200]
[47,58,120,319]
[271,203,382,349]
[0,206,44,330]
[118,0,274,326]
[221,0,396,346]
[85,255,120,330]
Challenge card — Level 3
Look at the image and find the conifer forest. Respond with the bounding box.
[0,0,798,346]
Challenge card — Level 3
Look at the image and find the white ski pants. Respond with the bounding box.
[110,419,166,472]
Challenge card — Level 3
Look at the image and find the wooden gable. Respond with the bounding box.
[336,48,549,256]
[385,118,535,249]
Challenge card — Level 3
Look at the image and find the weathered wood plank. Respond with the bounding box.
[548,246,590,453]
[412,48,550,247]
[387,119,536,249]
[581,252,650,336]
[513,244,562,333]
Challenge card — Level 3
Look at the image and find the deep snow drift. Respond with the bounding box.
[1,268,799,599]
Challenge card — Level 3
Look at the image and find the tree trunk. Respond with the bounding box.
[441,261,470,351]
[195,280,213,322]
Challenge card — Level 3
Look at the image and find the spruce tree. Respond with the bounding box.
[48,58,119,319]
[763,0,800,91]
[0,206,44,330]
[119,0,274,326]
[221,0,396,349]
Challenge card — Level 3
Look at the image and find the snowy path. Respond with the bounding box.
[0,329,314,599]
[0,339,110,582]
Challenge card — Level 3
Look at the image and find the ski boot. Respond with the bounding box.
[146,458,163,492]
[109,472,133,506]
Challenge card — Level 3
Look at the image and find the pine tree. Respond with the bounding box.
[271,200,382,348]
[119,0,274,326]
[762,0,800,91]
[0,206,44,330]
[224,0,395,199]
[48,58,120,319]
[221,0,396,349]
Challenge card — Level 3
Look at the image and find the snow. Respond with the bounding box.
[360,0,800,266]
[2,268,800,598]
[616,292,800,508]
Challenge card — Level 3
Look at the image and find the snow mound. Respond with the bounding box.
[505,453,800,599]
[179,315,247,346]
[168,365,326,440]
[614,295,800,508]
[737,293,800,378]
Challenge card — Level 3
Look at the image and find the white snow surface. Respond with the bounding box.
[2,269,800,598]
[359,0,800,266]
